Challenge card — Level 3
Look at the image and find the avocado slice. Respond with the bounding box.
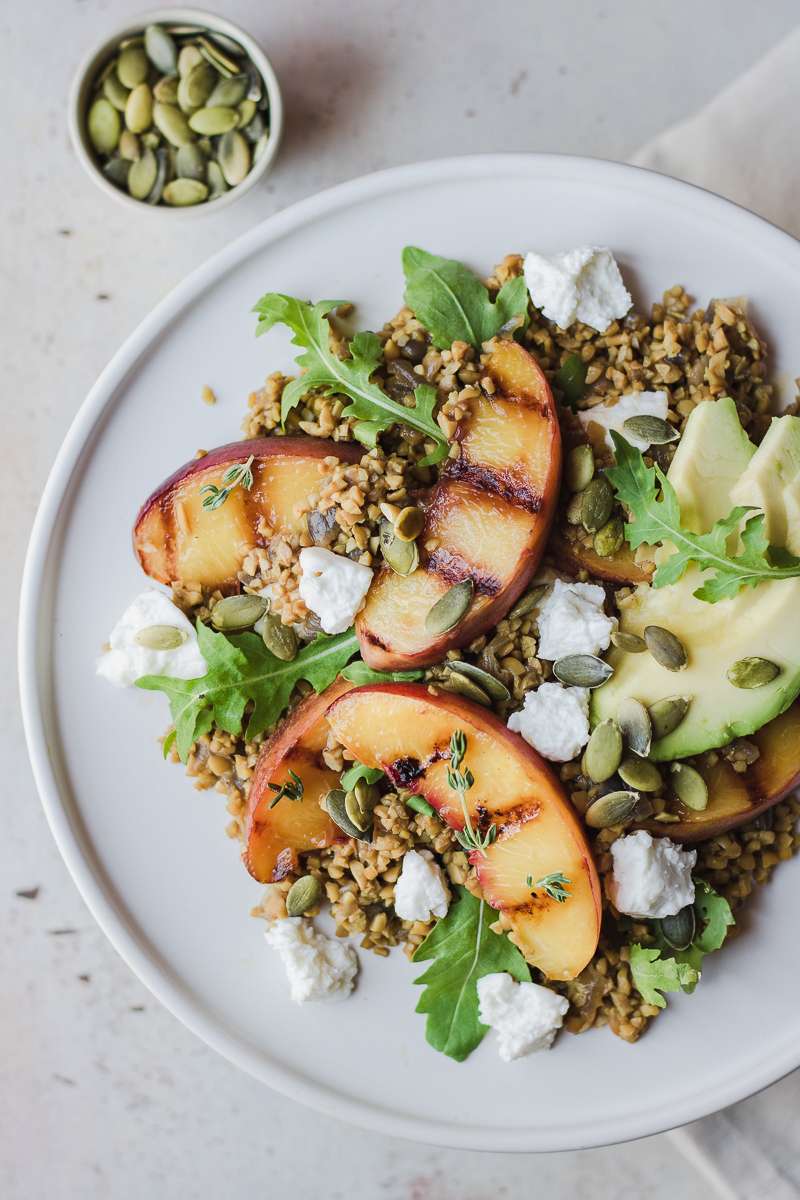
[730,413,800,554]
[592,399,800,761]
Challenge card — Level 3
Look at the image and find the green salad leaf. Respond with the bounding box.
[412,887,530,1061]
[252,293,447,454]
[402,246,529,350]
[137,623,359,762]
[554,353,587,408]
[630,879,734,1008]
[340,762,384,790]
[606,432,800,602]
[340,661,424,686]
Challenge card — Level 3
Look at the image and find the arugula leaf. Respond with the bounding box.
[412,887,530,1061]
[554,353,587,408]
[606,432,800,602]
[402,246,529,350]
[137,623,359,762]
[340,762,384,790]
[252,293,447,454]
[340,660,424,686]
[629,945,699,1008]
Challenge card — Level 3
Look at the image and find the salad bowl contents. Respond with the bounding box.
[98,243,800,1064]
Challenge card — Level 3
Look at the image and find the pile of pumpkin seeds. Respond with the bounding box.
[86,22,271,207]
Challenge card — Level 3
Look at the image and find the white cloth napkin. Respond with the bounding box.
[630,26,800,1197]
[631,26,800,240]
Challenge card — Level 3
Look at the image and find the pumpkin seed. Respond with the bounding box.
[553,653,613,688]
[306,506,339,547]
[117,44,149,88]
[153,101,193,146]
[623,414,679,445]
[593,515,624,558]
[565,443,595,492]
[585,789,640,829]
[508,586,545,620]
[128,146,157,198]
[616,697,652,757]
[197,35,240,77]
[345,780,378,832]
[644,625,688,671]
[253,132,270,163]
[379,518,418,575]
[175,142,207,180]
[237,98,257,128]
[244,111,267,143]
[649,695,692,740]
[618,755,663,792]
[218,129,251,184]
[584,720,623,782]
[286,875,321,917]
[670,762,709,811]
[206,73,248,108]
[439,670,491,707]
[144,24,178,75]
[163,178,209,206]
[260,613,298,661]
[119,130,141,160]
[448,661,510,702]
[125,83,153,134]
[134,624,188,650]
[178,62,217,112]
[189,105,239,135]
[611,631,647,654]
[87,98,121,154]
[102,70,130,112]
[325,788,369,840]
[726,656,780,689]
[102,156,130,188]
[425,579,474,635]
[145,147,169,205]
[152,75,178,104]
[206,159,229,198]
[141,130,160,149]
[658,904,696,951]
[210,593,267,631]
[580,476,614,532]
[178,43,203,76]
[394,505,425,542]
[245,59,264,101]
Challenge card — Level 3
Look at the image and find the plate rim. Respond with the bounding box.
[18,153,800,1152]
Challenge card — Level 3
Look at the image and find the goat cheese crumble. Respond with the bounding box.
[578,390,670,452]
[393,849,450,922]
[477,972,569,1062]
[298,546,373,634]
[608,831,697,919]
[264,918,358,1003]
[536,579,617,661]
[96,589,206,687]
[507,682,590,762]
[523,246,632,333]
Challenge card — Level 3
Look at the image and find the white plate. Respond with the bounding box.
[19,155,800,1153]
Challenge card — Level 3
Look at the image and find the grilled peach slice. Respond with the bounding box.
[636,700,800,842]
[549,530,653,586]
[326,683,601,980]
[356,340,561,670]
[243,679,354,882]
[134,437,361,590]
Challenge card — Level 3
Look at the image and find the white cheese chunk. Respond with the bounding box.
[264,918,358,1003]
[609,831,696,919]
[96,589,207,688]
[536,579,616,661]
[298,546,373,635]
[477,972,569,1062]
[524,246,632,332]
[507,682,590,762]
[393,849,450,922]
[578,390,669,452]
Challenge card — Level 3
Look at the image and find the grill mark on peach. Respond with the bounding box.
[425,548,502,597]
[444,456,544,513]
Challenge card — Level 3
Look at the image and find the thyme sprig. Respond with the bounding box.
[448,730,496,855]
[200,454,255,511]
[527,871,572,904]
[268,769,304,808]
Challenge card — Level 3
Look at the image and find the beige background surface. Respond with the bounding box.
[4,2,800,1196]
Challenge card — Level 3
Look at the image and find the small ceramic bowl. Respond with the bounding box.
[68,7,283,215]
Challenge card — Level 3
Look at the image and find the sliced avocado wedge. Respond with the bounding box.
[593,400,800,761]
[730,413,800,554]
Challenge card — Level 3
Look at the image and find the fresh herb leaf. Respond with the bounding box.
[606,432,800,602]
[447,730,495,854]
[534,872,572,903]
[252,293,448,454]
[554,354,587,408]
[340,660,424,686]
[268,769,304,808]
[137,624,359,762]
[200,454,254,511]
[340,762,384,790]
[628,945,699,1009]
[406,794,436,818]
[412,887,530,1061]
[161,728,176,759]
[402,246,529,350]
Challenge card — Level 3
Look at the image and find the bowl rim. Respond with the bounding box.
[67,5,283,216]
